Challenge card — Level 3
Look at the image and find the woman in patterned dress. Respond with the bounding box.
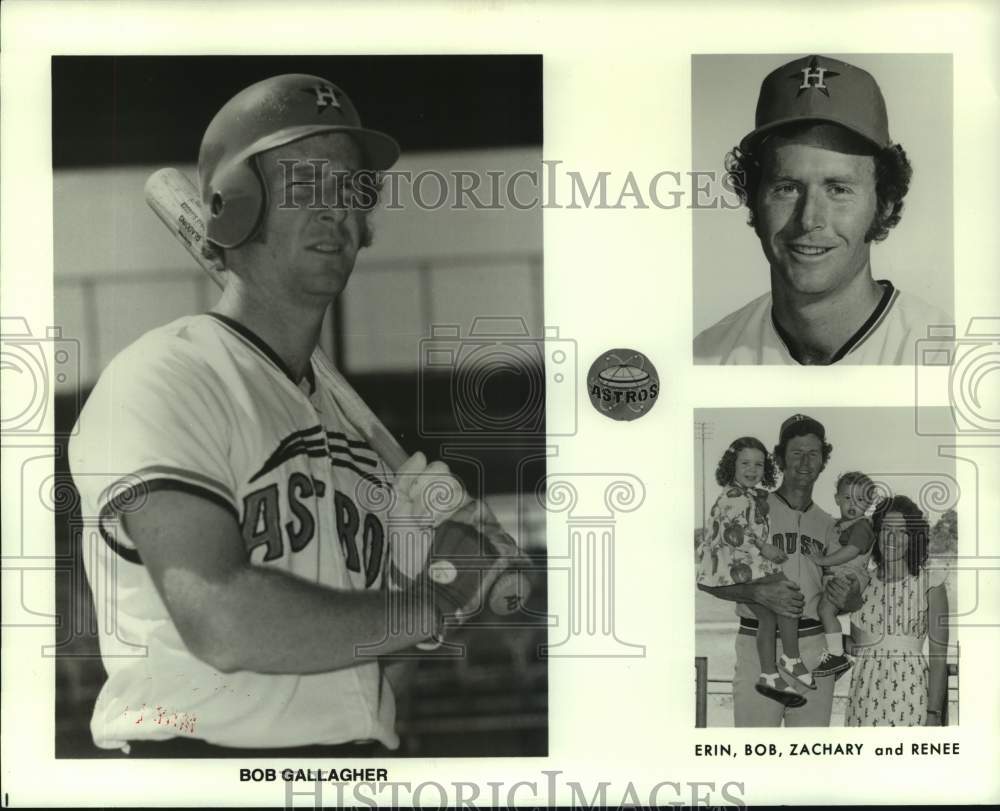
[845,496,950,726]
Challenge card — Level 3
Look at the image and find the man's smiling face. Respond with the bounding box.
[753,126,881,299]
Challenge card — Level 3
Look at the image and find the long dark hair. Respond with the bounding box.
[871,495,930,577]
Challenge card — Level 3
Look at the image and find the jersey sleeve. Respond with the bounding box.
[844,519,876,554]
[69,337,239,556]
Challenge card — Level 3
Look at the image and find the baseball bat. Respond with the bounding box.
[143,167,409,472]
[143,168,531,614]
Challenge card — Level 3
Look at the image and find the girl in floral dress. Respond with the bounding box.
[846,495,951,726]
[697,437,814,705]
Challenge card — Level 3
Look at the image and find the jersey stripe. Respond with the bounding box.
[773,490,815,513]
[206,312,316,392]
[250,434,328,482]
[97,479,242,564]
[842,281,898,358]
[99,466,237,512]
[771,280,898,365]
[326,430,374,450]
[330,459,386,488]
[327,442,378,468]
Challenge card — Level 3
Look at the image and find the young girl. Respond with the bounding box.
[696,437,815,704]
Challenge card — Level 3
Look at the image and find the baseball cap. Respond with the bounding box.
[779,413,826,444]
[740,55,891,155]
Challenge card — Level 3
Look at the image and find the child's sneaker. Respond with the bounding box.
[755,673,806,707]
[779,654,816,690]
[814,651,852,678]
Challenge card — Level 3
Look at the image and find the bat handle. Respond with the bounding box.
[368,420,409,473]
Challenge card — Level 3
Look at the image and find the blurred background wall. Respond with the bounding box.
[53,55,548,757]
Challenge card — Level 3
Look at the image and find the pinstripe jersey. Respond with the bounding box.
[69,313,399,750]
[734,491,837,621]
[694,281,950,365]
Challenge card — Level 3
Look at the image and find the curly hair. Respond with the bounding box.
[715,436,777,489]
[835,470,877,509]
[871,495,930,577]
[725,126,912,243]
[773,426,833,471]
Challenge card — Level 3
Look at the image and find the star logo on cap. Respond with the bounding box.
[790,56,840,97]
[302,83,341,112]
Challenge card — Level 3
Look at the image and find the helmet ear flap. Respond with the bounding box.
[205,158,265,249]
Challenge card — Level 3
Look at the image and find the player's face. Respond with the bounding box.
[779,433,824,488]
[734,447,766,488]
[253,133,368,300]
[754,139,880,298]
[878,511,909,563]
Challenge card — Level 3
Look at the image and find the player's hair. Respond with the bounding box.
[836,471,877,508]
[772,425,833,471]
[725,125,912,243]
[715,436,777,488]
[870,495,930,576]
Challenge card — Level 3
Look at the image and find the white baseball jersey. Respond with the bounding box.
[69,313,399,751]
[735,491,836,621]
[694,281,950,365]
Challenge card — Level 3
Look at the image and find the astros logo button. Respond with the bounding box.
[586,348,660,422]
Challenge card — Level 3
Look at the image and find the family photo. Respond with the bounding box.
[694,407,958,727]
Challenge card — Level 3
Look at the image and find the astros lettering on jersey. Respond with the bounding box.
[694,281,950,365]
[734,491,837,621]
[69,313,400,750]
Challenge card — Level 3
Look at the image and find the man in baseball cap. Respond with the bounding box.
[694,55,949,365]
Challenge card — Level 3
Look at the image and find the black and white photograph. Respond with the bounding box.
[50,55,548,759]
[694,407,959,727]
[3,1,999,807]
[692,53,955,365]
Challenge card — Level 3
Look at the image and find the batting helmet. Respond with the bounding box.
[198,74,401,249]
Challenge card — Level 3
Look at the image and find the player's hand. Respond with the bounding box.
[393,451,466,524]
[420,514,513,622]
[388,452,467,581]
[751,578,803,618]
[759,543,788,564]
[418,498,528,629]
[826,573,863,613]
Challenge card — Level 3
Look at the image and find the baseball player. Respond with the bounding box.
[698,415,865,726]
[69,74,518,756]
[694,55,949,365]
